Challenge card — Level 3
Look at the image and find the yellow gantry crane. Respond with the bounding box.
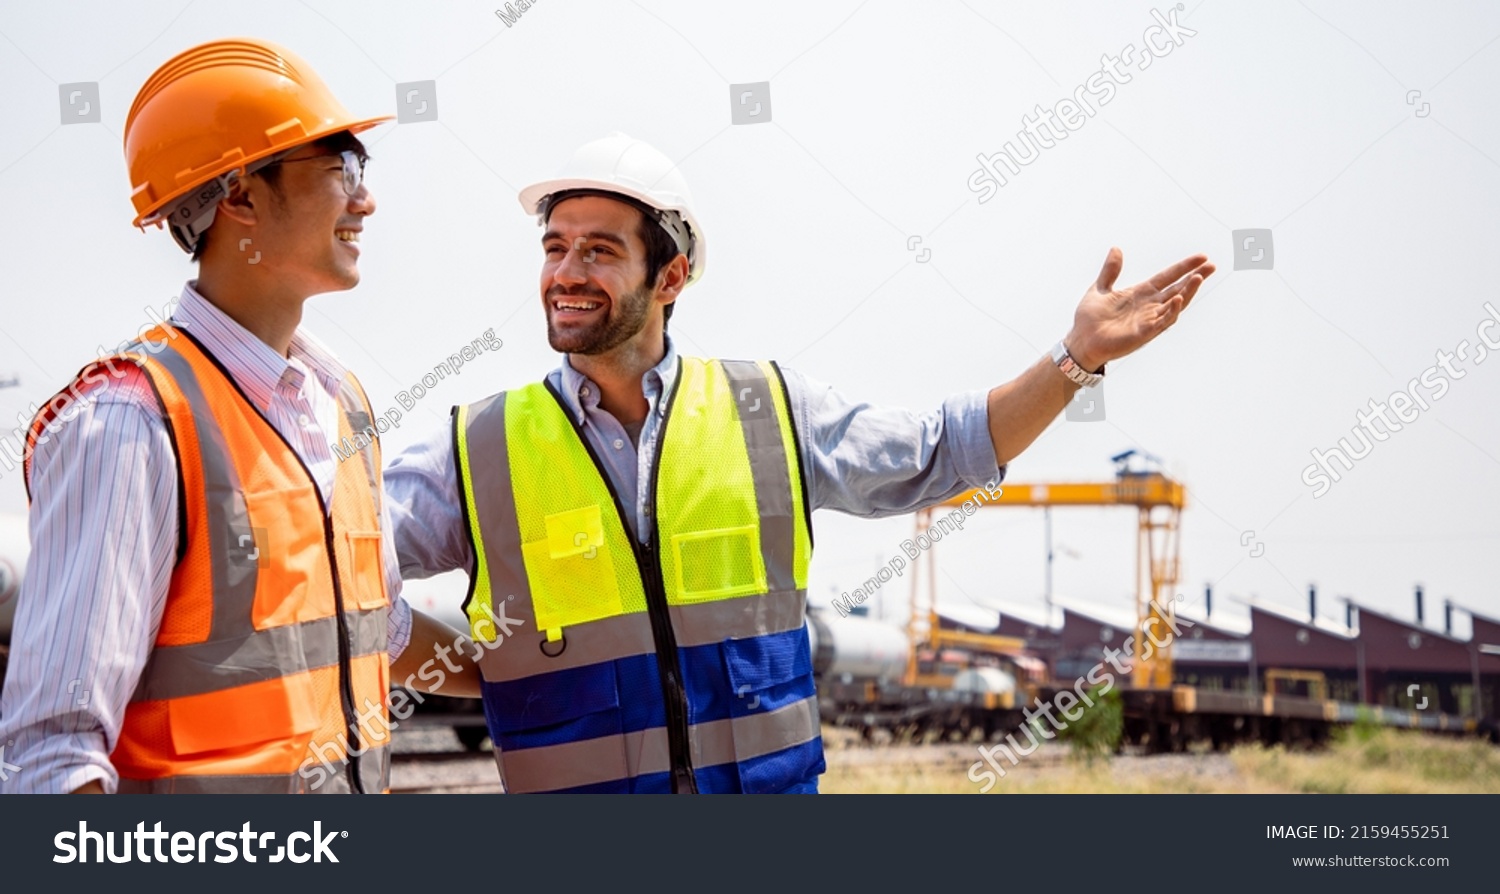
[907,450,1186,689]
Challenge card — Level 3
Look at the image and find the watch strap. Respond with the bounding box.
[1050,340,1105,388]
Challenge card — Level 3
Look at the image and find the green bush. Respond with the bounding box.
[1335,705,1382,744]
[1057,685,1123,763]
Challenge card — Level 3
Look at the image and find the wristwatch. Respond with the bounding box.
[1050,340,1105,388]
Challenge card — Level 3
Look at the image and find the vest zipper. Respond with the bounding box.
[543,369,697,793]
[173,330,371,794]
[636,535,697,794]
[639,380,697,794]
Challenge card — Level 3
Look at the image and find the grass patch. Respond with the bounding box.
[1232,728,1500,794]
[819,725,1500,794]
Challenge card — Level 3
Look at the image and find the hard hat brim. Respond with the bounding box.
[132,113,393,228]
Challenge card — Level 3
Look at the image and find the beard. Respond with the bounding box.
[545,277,655,355]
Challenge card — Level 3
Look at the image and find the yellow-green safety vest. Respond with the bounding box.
[454,356,823,793]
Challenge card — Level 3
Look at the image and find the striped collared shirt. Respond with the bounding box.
[0,282,412,794]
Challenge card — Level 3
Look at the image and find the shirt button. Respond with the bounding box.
[298,414,311,427]
[613,439,624,450]
[581,386,590,398]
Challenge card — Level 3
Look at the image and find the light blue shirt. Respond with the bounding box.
[385,336,1004,579]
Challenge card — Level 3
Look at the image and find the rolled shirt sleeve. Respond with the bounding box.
[380,367,1006,577]
[779,367,1004,518]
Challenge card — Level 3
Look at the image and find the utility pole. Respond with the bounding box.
[1043,506,1053,626]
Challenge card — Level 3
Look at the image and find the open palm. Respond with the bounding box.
[1067,247,1215,371]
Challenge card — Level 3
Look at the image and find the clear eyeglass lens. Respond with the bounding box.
[341,151,365,196]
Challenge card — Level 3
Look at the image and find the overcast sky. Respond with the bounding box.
[2,0,1497,639]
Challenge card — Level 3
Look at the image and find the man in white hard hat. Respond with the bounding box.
[384,132,1215,793]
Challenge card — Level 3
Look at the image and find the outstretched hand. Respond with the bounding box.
[1064,247,1215,372]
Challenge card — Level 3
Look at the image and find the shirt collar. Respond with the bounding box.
[171,282,349,411]
[556,335,679,426]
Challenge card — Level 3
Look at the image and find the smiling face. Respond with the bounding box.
[539,195,662,356]
[247,137,374,294]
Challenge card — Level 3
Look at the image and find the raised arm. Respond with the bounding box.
[986,247,1214,467]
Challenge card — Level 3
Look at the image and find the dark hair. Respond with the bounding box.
[544,190,686,328]
[636,207,684,327]
[191,131,369,262]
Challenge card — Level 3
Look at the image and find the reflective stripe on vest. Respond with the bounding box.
[455,357,823,793]
[31,327,393,794]
[116,746,391,794]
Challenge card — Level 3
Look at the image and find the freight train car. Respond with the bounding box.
[809,607,1034,742]
[810,593,1500,752]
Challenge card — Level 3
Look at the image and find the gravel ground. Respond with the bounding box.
[390,726,502,794]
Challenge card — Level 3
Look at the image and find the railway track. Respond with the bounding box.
[390,750,504,794]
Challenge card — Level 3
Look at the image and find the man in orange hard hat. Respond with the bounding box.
[0,38,477,794]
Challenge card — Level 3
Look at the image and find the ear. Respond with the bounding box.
[214,177,261,228]
[654,253,690,304]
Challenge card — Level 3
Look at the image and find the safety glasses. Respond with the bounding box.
[258,149,367,196]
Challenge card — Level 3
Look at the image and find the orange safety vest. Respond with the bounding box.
[25,325,392,793]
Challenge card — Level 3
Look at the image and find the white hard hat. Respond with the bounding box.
[519,132,706,285]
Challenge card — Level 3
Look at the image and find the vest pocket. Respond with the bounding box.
[720,629,823,793]
[486,661,622,734]
[721,630,816,716]
[522,505,626,638]
[168,670,321,756]
[485,662,630,791]
[242,485,323,626]
[344,531,389,610]
[669,524,765,603]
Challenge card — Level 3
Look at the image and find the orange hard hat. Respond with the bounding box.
[125,38,391,251]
